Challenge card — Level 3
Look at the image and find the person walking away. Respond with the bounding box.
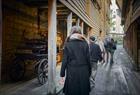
[104,36,112,63]
[89,36,103,89]
[97,37,106,64]
[110,38,116,64]
[104,37,116,64]
[60,26,91,95]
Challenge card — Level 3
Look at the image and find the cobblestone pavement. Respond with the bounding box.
[58,46,140,95]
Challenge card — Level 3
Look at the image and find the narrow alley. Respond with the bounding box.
[57,46,140,95]
[91,46,140,95]
[1,46,140,95]
[1,0,140,95]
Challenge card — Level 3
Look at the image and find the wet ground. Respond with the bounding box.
[91,47,140,95]
[58,46,140,95]
[0,64,62,95]
[1,46,140,95]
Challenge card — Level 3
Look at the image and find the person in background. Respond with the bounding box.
[104,37,116,64]
[60,26,91,95]
[110,38,117,64]
[96,37,106,63]
[89,36,103,89]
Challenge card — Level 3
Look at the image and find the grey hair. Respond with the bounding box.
[70,26,82,35]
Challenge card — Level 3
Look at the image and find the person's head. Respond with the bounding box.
[70,26,82,35]
[65,26,82,42]
[90,36,96,43]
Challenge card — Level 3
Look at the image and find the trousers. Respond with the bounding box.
[90,62,97,89]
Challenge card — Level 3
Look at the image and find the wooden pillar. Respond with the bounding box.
[76,18,80,26]
[0,0,2,81]
[81,21,84,35]
[67,12,72,37]
[48,0,57,94]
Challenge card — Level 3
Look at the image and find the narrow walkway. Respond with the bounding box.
[58,46,140,95]
[90,46,140,95]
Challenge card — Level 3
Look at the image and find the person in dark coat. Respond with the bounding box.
[104,37,116,64]
[89,36,102,89]
[60,26,91,95]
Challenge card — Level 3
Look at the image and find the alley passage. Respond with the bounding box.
[1,47,140,95]
[90,46,140,95]
[58,46,140,95]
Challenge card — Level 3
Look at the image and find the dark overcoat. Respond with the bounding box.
[60,39,91,95]
[90,42,102,64]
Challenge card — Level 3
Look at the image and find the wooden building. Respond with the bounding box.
[0,0,111,94]
[116,0,140,70]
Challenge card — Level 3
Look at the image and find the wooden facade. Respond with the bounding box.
[1,0,111,94]
[117,0,140,70]
[59,0,99,30]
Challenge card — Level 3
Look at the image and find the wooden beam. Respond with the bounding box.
[67,12,72,36]
[80,0,86,11]
[0,0,2,81]
[80,21,84,35]
[76,18,80,26]
[48,0,57,94]
[59,0,92,27]
[59,0,100,33]
[68,0,92,26]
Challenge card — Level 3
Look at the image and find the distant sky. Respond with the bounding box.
[111,0,118,9]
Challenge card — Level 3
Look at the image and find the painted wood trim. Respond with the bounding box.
[70,0,99,29]
[67,12,72,37]
[67,0,92,26]
[80,0,86,11]
[59,0,100,33]
[48,0,57,94]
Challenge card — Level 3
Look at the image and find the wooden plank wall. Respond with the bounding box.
[124,21,139,69]
[59,0,100,33]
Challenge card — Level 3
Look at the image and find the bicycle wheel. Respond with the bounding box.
[37,59,48,85]
[9,58,25,81]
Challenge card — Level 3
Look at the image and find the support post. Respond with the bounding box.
[48,0,57,94]
[76,18,80,26]
[67,12,72,37]
[80,21,84,35]
[0,0,2,81]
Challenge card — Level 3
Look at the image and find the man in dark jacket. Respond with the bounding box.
[104,37,116,64]
[89,36,102,89]
[60,26,91,95]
